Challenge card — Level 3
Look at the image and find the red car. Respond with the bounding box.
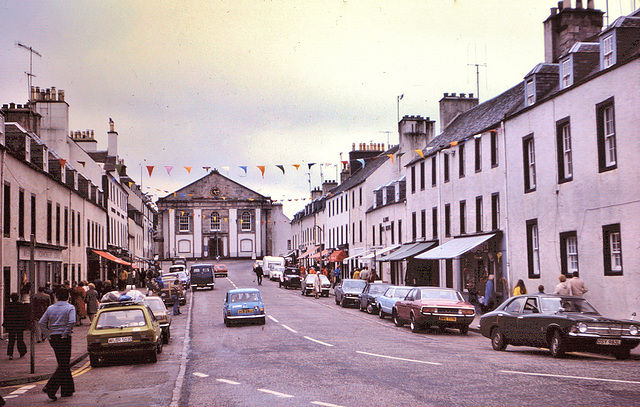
[213,264,228,278]
[392,287,476,335]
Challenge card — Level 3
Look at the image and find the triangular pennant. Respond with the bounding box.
[165,166,173,175]
[58,159,66,168]
[203,166,211,172]
[341,160,348,167]
[414,149,424,158]
[239,166,247,174]
[308,163,316,170]
[396,152,405,158]
[276,165,285,175]
[292,164,300,170]
[146,166,154,176]
[386,154,395,164]
[450,141,459,147]
[356,158,365,169]
[184,166,192,174]
[221,166,230,173]
[77,160,86,167]
[257,165,266,178]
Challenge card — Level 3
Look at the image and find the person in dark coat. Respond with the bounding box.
[254,264,264,286]
[3,293,29,359]
[32,287,52,342]
[85,283,100,322]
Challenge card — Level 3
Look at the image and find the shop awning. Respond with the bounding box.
[415,234,495,260]
[92,249,132,266]
[343,250,371,263]
[361,244,400,259]
[312,249,330,260]
[328,250,347,263]
[298,245,320,259]
[383,241,437,262]
[284,250,297,259]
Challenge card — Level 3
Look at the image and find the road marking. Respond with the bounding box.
[304,336,334,347]
[258,388,294,398]
[10,384,35,395]
[72,361,92,377]
[3,395,18,399]
[170,286,194,407]
[356,350,442,365]
[267,315,279,323]
[500,370,640,385]
[311,402,345,407]
[281,324,298,333]
[193,372,209,378]
[217,379,241,385]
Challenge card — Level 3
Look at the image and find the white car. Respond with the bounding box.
[269,265,286,281]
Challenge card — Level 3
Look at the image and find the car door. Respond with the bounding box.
[497,297,526,343]
[397,288,418,321]
[360,284,370,308]
[516,296,546,346]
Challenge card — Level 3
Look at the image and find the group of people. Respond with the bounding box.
[351,266,378,283]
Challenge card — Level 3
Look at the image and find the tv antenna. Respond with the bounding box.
[16,42,42,100]
[467,43,487,100]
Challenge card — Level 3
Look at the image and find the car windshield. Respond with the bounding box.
[145,299,165,314]
[420,289,462,301]
[230,292,260,303]
[215,265,227,270]
[343,280,367,290]
[96,309,147,329]
[393,288,411,298]
[169,266,185,272]
[192,266,213,274]
[541,297,600,314]
[369,285,389,294]
[305,274,329,283]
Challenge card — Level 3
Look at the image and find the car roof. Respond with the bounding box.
[227,288,260,294]
[415,286,457,292]
[191,263,214,267]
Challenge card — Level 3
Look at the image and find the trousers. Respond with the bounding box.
[7,331,27,357]
[44,335,74,396]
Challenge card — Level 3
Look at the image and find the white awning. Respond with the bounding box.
[361,244,401,259]
[343,250,371,263]
[383,241,437,262]
[415,234,495,260]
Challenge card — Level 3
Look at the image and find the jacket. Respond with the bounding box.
[3,302,30,331]
[568,278,588,297]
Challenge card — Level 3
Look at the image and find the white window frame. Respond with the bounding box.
[531,223,540,276]
[240,211,252,231]
[603,105,617,166]
[566,236,579,274]
[178,213,190,232]
[561,58,573,88]
[609,231,622,272]
[526,79,535,106]
[603,35,614,68]
[210,211,221,231]
[562,123,573,178]
[526,138,537,190]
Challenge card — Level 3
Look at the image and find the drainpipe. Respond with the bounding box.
[500,120,512,297]
[0,149,5,337]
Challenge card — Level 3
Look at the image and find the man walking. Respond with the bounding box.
[254,263,264,286]
[3,293,29,359]
[568,272,588,297]
[39,288,76,401]
[32,287,52,342]
[333,266,341,288]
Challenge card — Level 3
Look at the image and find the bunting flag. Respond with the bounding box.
[276,165,285,174]
[257,165,266,178]
[292,164,300,170]
[184,166,192,174]
[414,149,424,158]
[239,166,247,174]
[396,152,405,158]
[203,166,211,172]
[450,141,459,147]
[221,166,230,173]
[308,163,316,170]
[128,182,133,187]
[77,161,86,167]
[58,158,66,168]
[341,160,348,167]
[146,166,154,176]
[386,154,395,164]
[165,166,173,175]
[357,158,365,168]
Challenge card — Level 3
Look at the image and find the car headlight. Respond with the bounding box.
[422,307,436,314]
[577,322,588,333]
[630,325,638,336]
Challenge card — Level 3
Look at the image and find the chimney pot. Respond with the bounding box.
[443,92,449,97]
[451,93,456,97]
[587,0,594,8]
[9,103,15,109]
[558,1,563,10]
[563,0,571,9]
[460,93,466,98]
[576,0,582,8]
[58,90,65,101]
[469,93,474,98]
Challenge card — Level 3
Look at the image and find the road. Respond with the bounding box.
[5,259,640,406]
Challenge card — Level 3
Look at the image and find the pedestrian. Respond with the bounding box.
[352,268,361,280]
[44,282,54,303]
[313,272,322,299]
[567,271,588,297]
[118,269,128,291]
[513,279,527,296]
[3,293,29,359]
[254,263,264,286]
[171,279,182,315]
[71,281,87,326]
[333,266,341,288]
[482,274,496,312]
[32,286,52,342]
[537,285,545,293]
[369,269,378,283]
[39,287,76,401]
[20,282,31,303]
[85,283,100,322]
[360,267,370,281]
[554,274,572,295]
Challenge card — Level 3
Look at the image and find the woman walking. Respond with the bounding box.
[513,279,528,296]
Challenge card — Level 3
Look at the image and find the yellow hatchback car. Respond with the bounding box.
[87,300,163,367]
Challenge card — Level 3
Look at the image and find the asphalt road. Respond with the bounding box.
[5,259,640,406]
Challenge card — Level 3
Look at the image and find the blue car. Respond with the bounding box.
[223,288,265,326]
[377,286,412,319]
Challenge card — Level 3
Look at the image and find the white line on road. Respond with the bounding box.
[281,324,298,333]
[257,388,295,398]
[304,336,334,347]
[170,285,194,407]
[267,315,279,323]
[311,401,346,407]
[217,379,241,385]
[356,350,442,365]
[193,372,209,378]
[10,385,35,395]
[500,370,640,385]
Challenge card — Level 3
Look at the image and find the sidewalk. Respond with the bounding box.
[0,322,90,387]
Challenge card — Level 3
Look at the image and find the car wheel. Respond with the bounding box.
[224,317,231,327]
[392,310,404,327]
[191,287,196,292]
[340,298,346,308]
[89,354,100,368]
[148,349,158,363]
[459,325,469,335]
[379,308,385,319]
[259,317,266,325]
[410,314,420,333]
[550,331,566,358]
[157,339,163,354]
[367,304,375,314]
[163,331,169,344]
[614,348,631,360]
[491,328,508,351]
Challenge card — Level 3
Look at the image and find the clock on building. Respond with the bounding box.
[210,186,221,196]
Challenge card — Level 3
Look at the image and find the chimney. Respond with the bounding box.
[107,118,118,157]
[439,92,479,130]
[543,1,604,63]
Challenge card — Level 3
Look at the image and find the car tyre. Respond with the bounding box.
[259,317,266,325]
[163,330,170,344]
[392,310,404,327]
[157,338,163,354]
[224,317,231,327]
[379,308,385,319]
[410,314,420,333]
[491,328,508,351]
[550,331,566,358]
[89,354,100,368]
[148,349,158,363]
[367,304,375,314]
[459,325,469,335]
[614,348,631,360]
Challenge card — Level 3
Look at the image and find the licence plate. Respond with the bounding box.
[238,309,254,314]
[108,336,133,344]
[439,316,457,322]
[596,338,621,346]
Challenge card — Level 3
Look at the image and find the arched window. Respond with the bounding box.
[210,211,221,231]
[241,211,252,231]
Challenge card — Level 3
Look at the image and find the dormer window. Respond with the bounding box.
[602,34,614,68]
[561,58,573,88]
[526,79,535,106]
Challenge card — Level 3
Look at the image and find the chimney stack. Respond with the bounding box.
[439,92,479,130]
[543,1,603,63]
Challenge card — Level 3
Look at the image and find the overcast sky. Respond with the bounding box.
[1,0,634,218]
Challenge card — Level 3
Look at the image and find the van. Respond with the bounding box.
[190,264,215,291]
[262,256,285,279]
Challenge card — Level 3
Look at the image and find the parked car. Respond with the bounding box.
[87,299,163,367]
[190,263,215,291]
[334,279,367,308]
[359,282,390,314]
[223,288,265,326]
[162,271,190,289]
[279,267,301,289]
[262,256,285,278]
[479,294,640,359]
[392,287,475,334]
[213,264,228,278]
[159,276,187,305]
[144,295,172,344]
[168,264,187,276]
[172,256,187,266]
[301,274,330,297]
[269,265,286,282]
[378,286,412,319]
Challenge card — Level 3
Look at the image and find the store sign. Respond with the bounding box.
[18,247,62,262]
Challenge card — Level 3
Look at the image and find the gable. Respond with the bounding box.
[158,170,268,203]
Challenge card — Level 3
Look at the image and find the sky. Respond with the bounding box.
[0,0,635,218]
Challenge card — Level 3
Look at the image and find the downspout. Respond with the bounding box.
[1,149,5,336]
[500,119,512,296]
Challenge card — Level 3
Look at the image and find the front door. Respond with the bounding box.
[208,237,224,258]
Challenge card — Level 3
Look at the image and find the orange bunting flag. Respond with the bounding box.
[386,154,395,164]
[450,141,459,147]
[146,166,154,176]
[58,159,66,168]
[184,166,192,174]
[77,161,86,167]
[292,164,300,170]
[414,149,424,158]
[257,166,266,178]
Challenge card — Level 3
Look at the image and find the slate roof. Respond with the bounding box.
[328,145,399,197]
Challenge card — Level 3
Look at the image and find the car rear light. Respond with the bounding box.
[461,309,475,315]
